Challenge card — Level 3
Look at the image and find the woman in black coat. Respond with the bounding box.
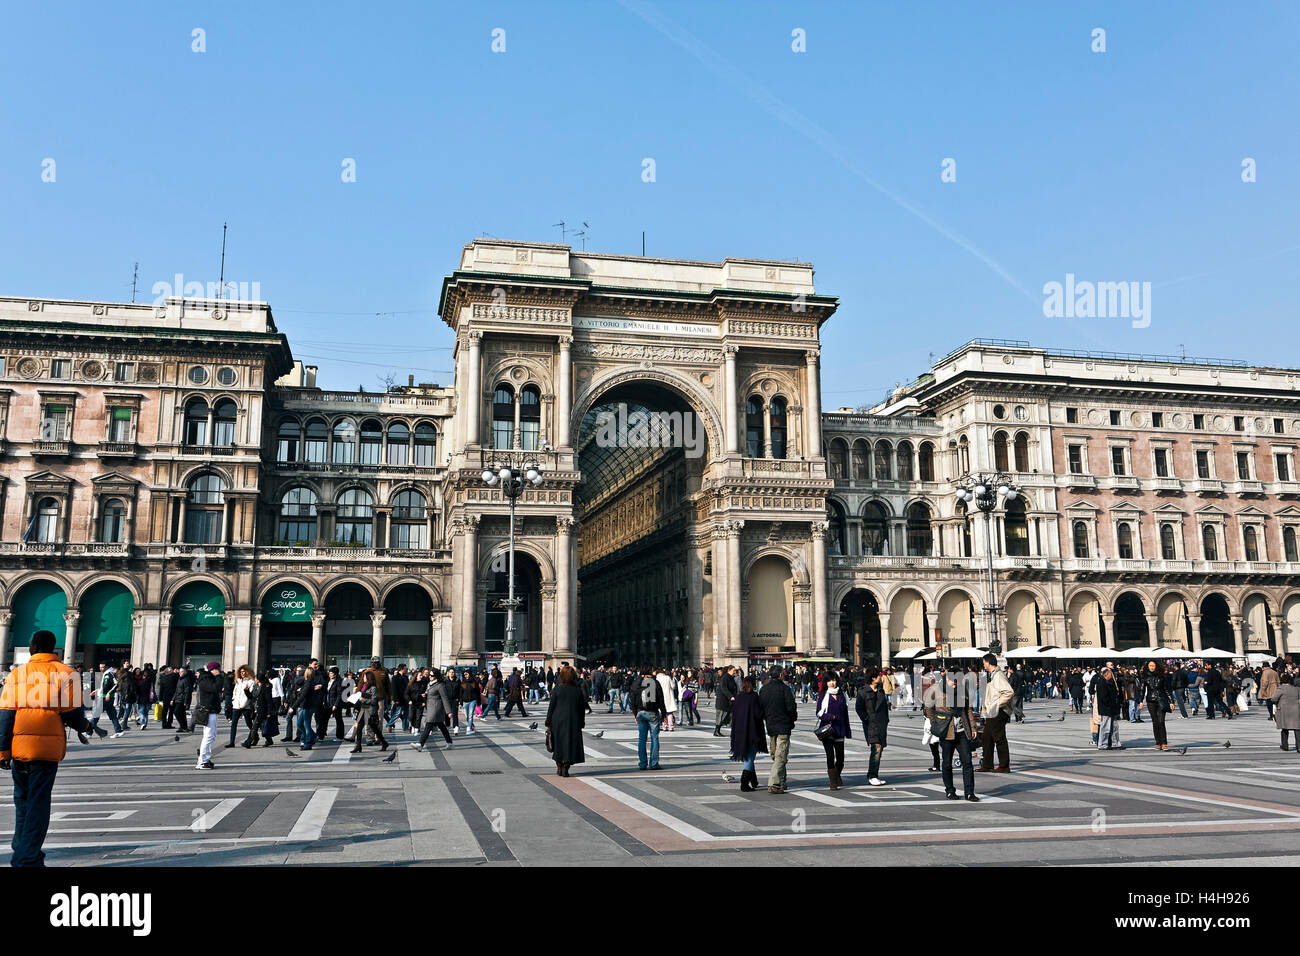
[545,665,586,777]
[729,677,767,793]
[855,667,890,786]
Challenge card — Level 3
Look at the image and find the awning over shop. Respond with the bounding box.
[261,583,313,623]
[172,582,226,628]
[79,582,135,645]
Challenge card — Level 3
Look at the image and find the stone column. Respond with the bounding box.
[726,520,744,653]
[723,345,739,455]
[158,610,172,666]
[310,610,327,664]
[804,350,822,458]
[712,526,729,657]
[556,335,572,447]
[1230,616,1244,657]
[1145,614,1160,648]
[62,609,80,664]
[248,612,262,671]
[1272,615,1287,657]
[370,610,386,661]
[465,330,483,447]
[0,610,11,668]
[810,520,830,655]
[877,610,892,659]
[762,400,772,458]
[1189,613,1203,652]
[459,516,479,657]
[555,517,575,655]
[1102,612,1116,650]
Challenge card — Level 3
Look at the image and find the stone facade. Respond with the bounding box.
[1,246,1298,671]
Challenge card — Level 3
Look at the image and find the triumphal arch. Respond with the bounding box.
[438,239,839,668]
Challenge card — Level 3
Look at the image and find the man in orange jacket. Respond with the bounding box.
[0,630,105,866]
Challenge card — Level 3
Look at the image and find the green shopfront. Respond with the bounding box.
[9,579,68,664]
[261,583,313,668]
[77,581,136,669]
[170,581,226,666]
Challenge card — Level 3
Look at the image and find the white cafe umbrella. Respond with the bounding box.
[1197,647,1239,659]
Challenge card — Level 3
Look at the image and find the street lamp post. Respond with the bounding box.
[482,459,544,660]
[953,472,1019,659]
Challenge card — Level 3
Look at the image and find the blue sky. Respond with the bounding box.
[3,1,1298,402]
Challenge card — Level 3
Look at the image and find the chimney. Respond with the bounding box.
[408,374,414,387]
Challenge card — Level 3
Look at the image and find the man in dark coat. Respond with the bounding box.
[759,667,797,794]
[1204,664,1226,720]
[728,678,767,792]
[855,667,890,784]
[158,666,179,728]
[172,665,195,732]
[545,666,586,776]
[713,666,738,736]
[504,668,529,718]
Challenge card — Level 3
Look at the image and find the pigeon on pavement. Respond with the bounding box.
[285,747,300,758]
[1224,740,1231,749]
[383,752,397,763]
[173,735,181,742]
[594,730,605,738]
[1059,713,1066,722]
[1178,746,1188,755]
[721,773,736,783]
[529,722,538,730]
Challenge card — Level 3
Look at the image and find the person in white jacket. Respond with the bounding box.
[229,665,258,748]
[655,667,679,731]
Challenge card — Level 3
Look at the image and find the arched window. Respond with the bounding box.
[276,419,300,462]
[34,497,60,543]
[1072,520,1090,558]
[770,397,787,460]
[359,419,382,464]
[413,422,437,466]
[336,488,374,547]
[492,384,515,449]
[862,502,889,555]
[745,397,763,458]
[918,442,935,482]
[826,500,846,555]
[213,399,238,447]
[896,441,913,482]
[184,474,225,545]
[1244,525,1260,562]
[99,498,125,544]
[278,487,318,544]
[1005,498,1029,557]
[851,440,869,479]
[386,421,410,465]
[1202,524,1219,561]
[390,490,428,549]
[875,441,893,482]
[519,385,541,451]
[1117,522,1134,559]
[958,435,970,474]
[332,419,356,464]
[830,439,849,479]
[955,500,972,557]
[1160,523,1177,560]
[303,418,328,463]
[184,398,209,447]
[1285,526,1298,563]
[993,431,1009,472]
[1014,432,1030,472]
[906,502,932,556]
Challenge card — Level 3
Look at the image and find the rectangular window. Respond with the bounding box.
[115,362,135,382]
[51,359,70,379]
[1152,412,1163,427]
[1236,452,1251,480]
[1111,447,1125,476]
[0,357,6,376]
[1234,416,1244,432]
[1196,450,1211,479]
[1109,410,1121,426]
[1154,448,1169,477]
[1193,414,1205,430]
[1067,445,1083,475]
[1277,453,1291,482]
[1065,407,1078,424]
[390,523,427,550]
[109,407,132,442]
[492,421,513,450]
[41,405,68,442]
[1275,418,1285,435]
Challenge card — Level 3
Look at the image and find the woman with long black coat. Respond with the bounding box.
[815,675,852,790]
[728,676,767,793]
[855,667,890,785]
[545,665,586,777]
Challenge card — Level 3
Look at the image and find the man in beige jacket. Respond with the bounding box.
[1259,663,1280,721]
[978,653,1015,773]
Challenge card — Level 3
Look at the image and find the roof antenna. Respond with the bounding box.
[1178,343,1186,361]
[572,221,590,250]
[642,231,646,256]
[218,222,228,300]
[552,220,567,242]
[130,261,139,303]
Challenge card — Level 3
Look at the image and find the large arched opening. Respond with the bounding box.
[1112,592,1149,651]
[1200,594,1234,652]
[838,589,881,666]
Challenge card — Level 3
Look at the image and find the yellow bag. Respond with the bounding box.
[153,703,163,721]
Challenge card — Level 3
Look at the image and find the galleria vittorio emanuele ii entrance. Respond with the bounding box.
[438,238,840,668]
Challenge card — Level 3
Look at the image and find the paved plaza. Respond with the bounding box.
[5,697,1300,867]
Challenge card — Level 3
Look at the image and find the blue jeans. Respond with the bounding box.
[463,702,476,730]
[299,709,316,748]
[484,694,500,719]
[607,689,621,713]
[620,692,629,713]
[386,703,409,731]
[96,700,122,734]
[637,711,661,769]
[10,760,58,867]
[742,744,758,772]
[1128,699,1142,722]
